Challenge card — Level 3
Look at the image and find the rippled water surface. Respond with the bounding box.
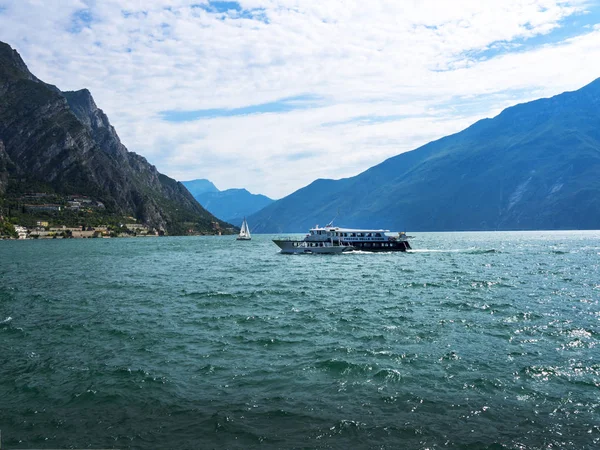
[1,231,599,449]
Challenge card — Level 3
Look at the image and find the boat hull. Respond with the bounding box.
[273,239,352,254]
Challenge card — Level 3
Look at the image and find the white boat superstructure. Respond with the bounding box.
[237,218,251,241]
[304,225,411,251]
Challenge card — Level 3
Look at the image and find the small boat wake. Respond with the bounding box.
[408,248,500,254]
[343,250,396,255]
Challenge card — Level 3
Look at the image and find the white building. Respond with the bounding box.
[14,225,28,239]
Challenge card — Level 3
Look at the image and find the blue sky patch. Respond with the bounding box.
[203,1,242,13]
[160,94,323,122]
[451,6,600,67]
[69,9,94,34]
[193,1,269,23]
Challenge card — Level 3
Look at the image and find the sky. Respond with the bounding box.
[1,1,600,199]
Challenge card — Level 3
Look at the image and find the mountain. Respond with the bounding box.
[182,179,274,224]
[181,179,219,197]
[249,79,600,232]
[0,41,230,235]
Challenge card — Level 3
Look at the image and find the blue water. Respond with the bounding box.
[1,231,599,449]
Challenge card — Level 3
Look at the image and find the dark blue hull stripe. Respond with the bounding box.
[342,241,411,252]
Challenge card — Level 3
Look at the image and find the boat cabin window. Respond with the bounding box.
[375,233,382,237]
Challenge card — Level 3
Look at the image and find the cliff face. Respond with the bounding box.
[0,41,228,234]
[0,139,11,194]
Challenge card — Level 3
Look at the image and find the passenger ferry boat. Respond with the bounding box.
[273,223,412,253]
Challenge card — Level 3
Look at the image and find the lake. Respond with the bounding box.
[1,231,599,449]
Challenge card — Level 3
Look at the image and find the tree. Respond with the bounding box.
[0,220,17,238]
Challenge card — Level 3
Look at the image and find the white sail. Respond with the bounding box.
[237,218,251,240]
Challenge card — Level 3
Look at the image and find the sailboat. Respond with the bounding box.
[236,217,251,241]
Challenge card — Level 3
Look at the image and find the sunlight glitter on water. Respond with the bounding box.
[1,231,599,449]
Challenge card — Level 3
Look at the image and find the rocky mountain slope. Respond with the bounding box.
[250,79,600,232]
[0,41,229,234]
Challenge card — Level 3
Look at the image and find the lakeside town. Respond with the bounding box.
[0,192,230,239]
[11,222,160,239]
[0,192,233,239]
[0,192,162,239]
[3,221,228,239]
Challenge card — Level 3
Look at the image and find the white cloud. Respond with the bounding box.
[0,0,599,198]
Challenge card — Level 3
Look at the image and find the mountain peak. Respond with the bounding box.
[63,88,97,111]
[62,89,102,129]
[181,179,219,197]
[0,41,39,83]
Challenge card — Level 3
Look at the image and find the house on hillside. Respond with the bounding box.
[14,225,28,239]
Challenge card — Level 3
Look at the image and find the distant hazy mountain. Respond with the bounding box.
[181,179,219,197]
[0,41,229,234]
[249,78,600,232]
[182,180,274,224]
